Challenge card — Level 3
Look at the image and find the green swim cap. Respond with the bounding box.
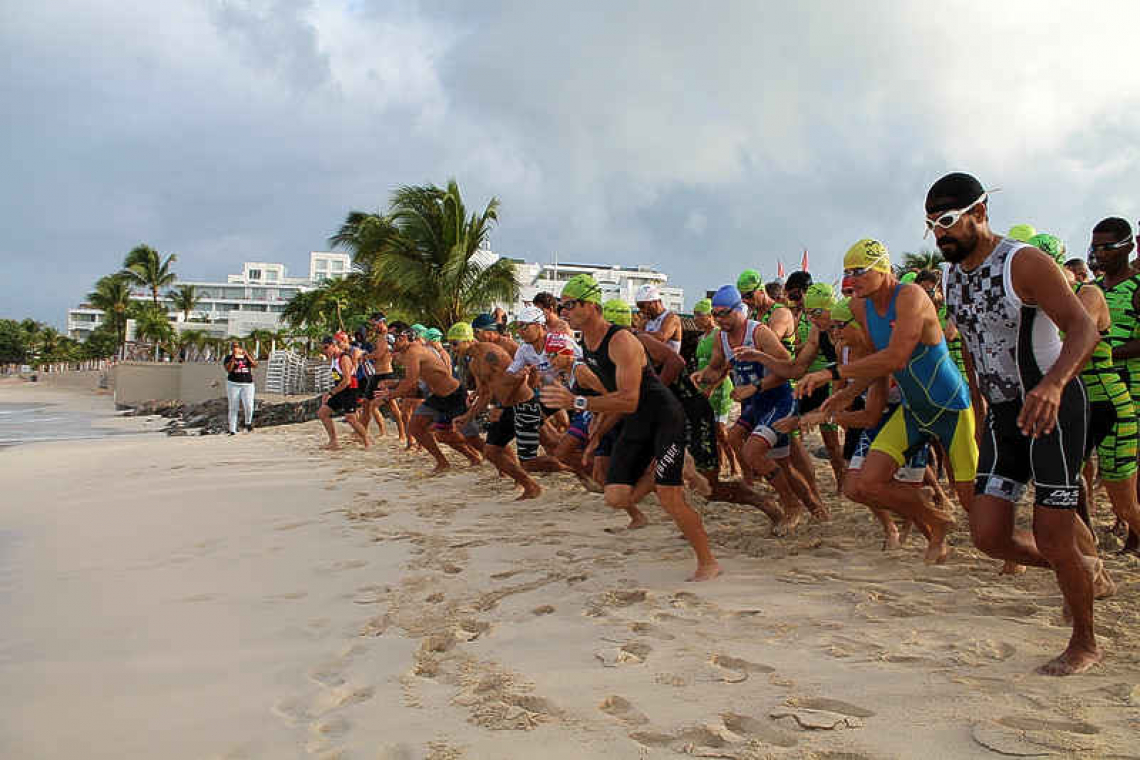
[561,274,603,305]
[737,269,762,293]
[830,298,854,324]
[424,327,442,342]
[410,323,427,338]
[602,299,632,326]
[1027,233,1065,266]
[803,283,836,310]
[693,298,713,315]
[446,322,474,342]
[900,271,918,284]
[1008,224,1036,242]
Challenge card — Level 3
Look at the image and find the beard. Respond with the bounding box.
[937,232,976,263]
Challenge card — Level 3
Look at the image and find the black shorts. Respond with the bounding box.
[326,388,360,416]
[360,375,381,400]
[672,378,718,473]
[608,389,686,487]
[485,397,543,460]
[841,397,866,462]
[975,380,1087,509]
[422,386,467,424]
[798,384,830,415]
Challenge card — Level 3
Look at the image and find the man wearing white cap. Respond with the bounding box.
[636,284,682,353]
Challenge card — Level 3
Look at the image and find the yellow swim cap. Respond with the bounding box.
[602,299,632,326]
[830,298,854,324]
[803,283,835,310]
[843,239,891,273]
[1008,224,1036,242]
[446,322,474,342]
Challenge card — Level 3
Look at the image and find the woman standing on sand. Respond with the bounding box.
[223,341,257,435]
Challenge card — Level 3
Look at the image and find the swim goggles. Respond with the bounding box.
[924,192,987,238]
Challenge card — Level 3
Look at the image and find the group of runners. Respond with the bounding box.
[311,171,1140,677]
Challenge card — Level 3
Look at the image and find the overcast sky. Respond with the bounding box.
[4,1,1139,327]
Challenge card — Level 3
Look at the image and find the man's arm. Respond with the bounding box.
[637,333,684,386]
[1011,246,1098,436]
[646,312,681,345]
[767,306,795,344]
[693,330,730,388]
[542,330,643,414]
[384,350,423,399]
[455,359,492,425]
[734,324,818,379]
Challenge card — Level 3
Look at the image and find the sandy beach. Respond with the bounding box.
[1,381,1138,759]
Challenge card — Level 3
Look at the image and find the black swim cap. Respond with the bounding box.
[926,172,985,214]
[784,271,812,292]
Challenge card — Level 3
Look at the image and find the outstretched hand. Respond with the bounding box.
[540,383,575,410]
[796,370,830,398]
[1018,378,1062,438]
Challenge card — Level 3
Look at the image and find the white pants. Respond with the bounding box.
[226,380,255,432]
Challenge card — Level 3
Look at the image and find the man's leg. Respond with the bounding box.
[743,435,805,535]
[317,404,339,450]
[344,410,372,449]
[604,483,649,530]
[485,444,542,500]
[821,427,845,491]
[843,464,903,549]
[789,434,824,505]
[656,484,721,581]
[860,451,955,564]
[1032,506,1101,675]
[409,412,450,472]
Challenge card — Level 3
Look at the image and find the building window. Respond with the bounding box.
[248,269,261,280]
[265,270,278,282]
[330,260,344,272]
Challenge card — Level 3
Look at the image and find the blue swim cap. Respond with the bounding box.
[712,285,743,310]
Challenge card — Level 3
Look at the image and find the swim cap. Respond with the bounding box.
[900,271,918,284]
[544,332,576,356]
[803,283,836,310]
[736,269,762,293]
[843,239,891,273]
[784,271,812,292]
[447,322,474,342]
[830,298,854,324]
[424,328,442,342]
[1008,224,1036,242]
[561,274,603,305]
[692,298,713,315]
[926,172,985,215]
[410,324,427,338]
[635,284,662,303]
[471,313,498,331]
[602,299,632,326]
[1027,233,1065,265]
[515,305,547,326]
[334,330,350,344]
[712,285,744,310]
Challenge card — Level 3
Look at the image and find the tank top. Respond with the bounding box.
[330,355,358,389]
[944,237,1062,404]
[796,313,835,372]
[582,325,659,399]
[1098,272,1140,399]
[644,309,681,353]
[1074,283,1129,405]
[865,284,969,420]
[719,319,768,388]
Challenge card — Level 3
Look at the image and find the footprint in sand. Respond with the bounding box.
[309,663,347,688]
[721,713,799,747]
[997,716,1099,735]
[630,621,675,640]
[787,697,875,718]
[710,654,775,682]
[596,642,652,667]
[312,685,376,716]
[599,695,649,725]
[532,605,555,615]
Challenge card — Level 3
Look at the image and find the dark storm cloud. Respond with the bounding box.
[3,0,1139,326]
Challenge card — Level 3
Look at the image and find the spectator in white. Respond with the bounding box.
[223,341,257,435]
[635,285,682,352]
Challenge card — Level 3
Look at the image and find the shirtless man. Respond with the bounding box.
[316,336,371,451]
[472,312,518,355]
[532,292,573,335]
[635,284,682,353]
[376,321,480,473]
[934,172,1103,674]
[451,327,542,499]
[542,274,720,581]
[365,312,405,440]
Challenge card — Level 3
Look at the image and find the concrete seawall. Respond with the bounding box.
[114,362,268,407]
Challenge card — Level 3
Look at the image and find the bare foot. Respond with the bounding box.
[516,482,542,501]
[360,436,373,450]
[881,528,901,551]
[627,510,649,530]
[430,461,451,475]
[576,474,604,493]
[809,503,831,522]
[898,520,913,545]
[1036,645,1101,676]
[688,561,722,582]
[1090,558,1116,600]
[923,517,953,565]
[321,442,340,451]
[687,471,712,498]
[999,560,1027,575]
[773,505,806,537]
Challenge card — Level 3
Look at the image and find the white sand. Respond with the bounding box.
[1,381,1138,759]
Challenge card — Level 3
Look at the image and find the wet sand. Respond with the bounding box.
[1,384,1137,758]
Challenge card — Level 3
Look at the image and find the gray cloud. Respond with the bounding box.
[3,0,1140,326]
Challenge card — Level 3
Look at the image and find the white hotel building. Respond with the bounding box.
[494,256,684,316]
[66,252,351,341]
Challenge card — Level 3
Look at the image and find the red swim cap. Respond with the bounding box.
[544,332,576,356]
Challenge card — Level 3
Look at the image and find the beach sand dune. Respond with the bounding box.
[1,401,1138,758]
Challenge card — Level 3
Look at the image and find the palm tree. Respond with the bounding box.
[895,249,944,275]
[121,244,177,308]
[168,284,200,322]
[133,304,175,361]
[87,275,133,359]
[245,328,279,359]
[343,180,519,328]
[176,329,210,362]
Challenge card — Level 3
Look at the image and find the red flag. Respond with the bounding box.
[777,260,785,278]
[801,249,809,272]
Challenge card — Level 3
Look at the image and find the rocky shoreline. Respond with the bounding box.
[122,396,323,436]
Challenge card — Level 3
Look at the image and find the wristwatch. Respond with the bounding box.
[827,363,842,381]
[573,395,588,411]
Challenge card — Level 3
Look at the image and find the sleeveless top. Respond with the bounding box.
[1098,272,1140,399]
[719,320,792,403]
[944,237,1062,404]
[1073,282,1128,405]
[581,325,662,403]
[644,309,681,353]
[757,305,796,354]
[865,284,969,419]
[796,313,835,373]
[330,355,358,389]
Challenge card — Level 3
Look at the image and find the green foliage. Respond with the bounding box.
[81,323,121,360]
[120,243,177,307]
[132,303,175,357]
[330,179,519,329]
[87,274,133,356]
[0,319,29,364]
[168,284,200,321]
[894,249,944,275]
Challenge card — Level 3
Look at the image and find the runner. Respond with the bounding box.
[531,292,573,335]
[635,285,682,352]
[444,321,485,455]
[449,323,542,499]
[797,238,976,565]
[376,322,480,473]
[472,312,519,355]
[934,172,1105,675]
[316,335,371,451]
[693,285,823,534]
[1089,217,1140,553]
[693,298,740,477]
[541,274,721,581]
[1065,258,1090,284]
[366,312,405,440]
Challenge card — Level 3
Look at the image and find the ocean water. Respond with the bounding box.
[0,401,144,448]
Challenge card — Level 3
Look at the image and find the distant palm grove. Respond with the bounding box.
[1,181,519,368]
